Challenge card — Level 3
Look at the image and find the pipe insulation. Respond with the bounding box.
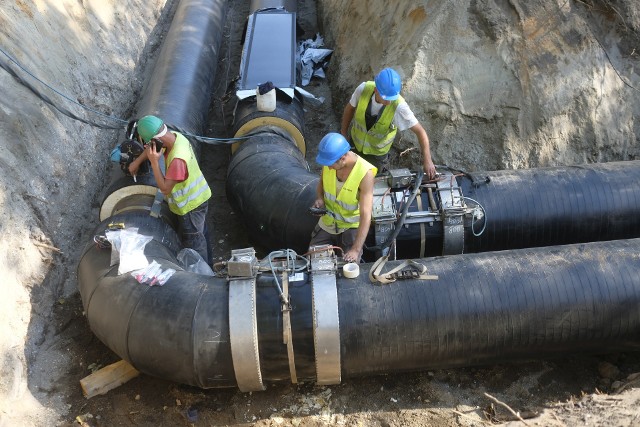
[458,162,640,251]
[136,0,227,132]
[390,161,640,257]
[226,129,318,253]
[79,212,640,388]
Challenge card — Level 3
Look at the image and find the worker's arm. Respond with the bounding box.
[146,142,178,195]
[340,103,356,138]
[128,148,149,176]
[410,122,436,180]
[312,169,325,210]
[343,170,374,263]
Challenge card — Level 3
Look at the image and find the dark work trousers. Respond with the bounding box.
[178,201,211,265]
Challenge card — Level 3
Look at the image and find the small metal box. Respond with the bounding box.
[388,168,413,189]
[227,248,258,277]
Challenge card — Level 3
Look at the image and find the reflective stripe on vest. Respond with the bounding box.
[321,156,377,230]
[351,81,403,155]
[166,132,212,215]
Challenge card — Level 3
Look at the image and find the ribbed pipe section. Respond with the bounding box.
[394,160,640,257]
[459,161,640,252]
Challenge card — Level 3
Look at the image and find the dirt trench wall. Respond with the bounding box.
[0,1,168,424]
[318,0,640,171]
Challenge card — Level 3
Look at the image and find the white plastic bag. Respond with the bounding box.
[177,248,214,276]
[117,229,153,275]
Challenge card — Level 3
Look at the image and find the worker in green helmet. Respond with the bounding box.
[308,132,377,263]
[340,67,436,179]
[128,115,212,264]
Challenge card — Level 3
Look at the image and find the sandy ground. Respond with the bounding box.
[2,1,640,426]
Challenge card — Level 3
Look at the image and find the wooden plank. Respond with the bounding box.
[80,360,140,399]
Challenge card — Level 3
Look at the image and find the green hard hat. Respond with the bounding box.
[137,115,164,143]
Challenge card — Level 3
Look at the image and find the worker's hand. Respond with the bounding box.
[128,161,139,176]
[424,159,437,180]
[343,247,360,263]
[312,198,325,209]
[146,141,162,164]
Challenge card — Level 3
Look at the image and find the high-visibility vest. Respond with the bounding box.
[351,81,403,155]
[321,156,377,230]
[166,133,211,215]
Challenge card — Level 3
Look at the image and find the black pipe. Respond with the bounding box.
[226,129,318,253]
[79,221,640,387]
[459,161,640,252]
[394,161,640,257]
[136,0,227,133]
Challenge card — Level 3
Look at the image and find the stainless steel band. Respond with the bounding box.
[437,170,465,255]
[311,271,341,385]
[228,277,265,392]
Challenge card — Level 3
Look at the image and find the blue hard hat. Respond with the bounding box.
[374,68,402,101]
[316,133,350,166]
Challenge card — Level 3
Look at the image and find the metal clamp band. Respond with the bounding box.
[311,272,341,385]
[228,278,265,392]
[281,271,298,383]
[437,171,465,255]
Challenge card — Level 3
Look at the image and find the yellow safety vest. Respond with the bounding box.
[321,156,377,230]
[166,132,211,215]
[351,81,403,155]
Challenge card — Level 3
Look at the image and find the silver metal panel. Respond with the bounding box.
[239,10,296,91]
[311,273,341,385]
[228,278,265,392]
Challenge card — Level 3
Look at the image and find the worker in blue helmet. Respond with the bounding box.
[308,133,377,263]
[340,67,437,179]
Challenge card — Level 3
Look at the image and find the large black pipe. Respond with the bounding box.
[226,129,318,253]
[394,160,640,257]
[79,219,640,387]
[460,162,640,251]
[136,0,227,132]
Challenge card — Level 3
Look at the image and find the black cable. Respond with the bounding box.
[379,171,425,253]
[1,46,259,143]
[0,46,127,129]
